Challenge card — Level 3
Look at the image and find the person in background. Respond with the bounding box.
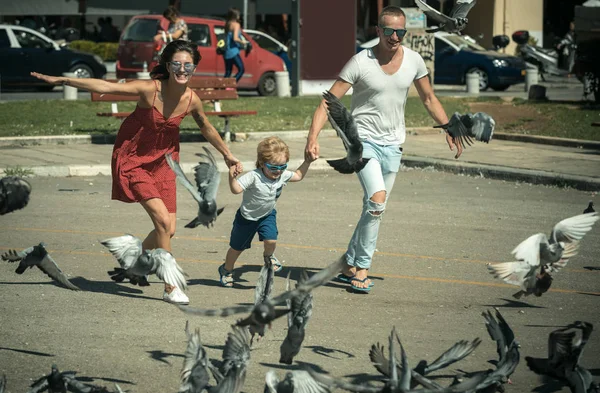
[154,6,188,44]
[222,7,249,82]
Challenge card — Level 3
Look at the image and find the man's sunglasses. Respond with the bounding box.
[264,162,288,171]
[168,61,196,74]
[379,26,408,38]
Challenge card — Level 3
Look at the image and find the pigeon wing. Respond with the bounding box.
[449,0,477,19]
[100,234,143,269]
[369,342,391,376]
[27,376,49,393]
[512,233,545,267]
[436,113,474,148]
[304,368,380,393]
[323,91,360,147]
[414,0,455,24]
[165,153,203,203]
[221,326,252,376]
[425,338,482,374]
[194,147,221,202]
[179,322,211,393]
[37,253,80,291]
[292,370,332,393]
[487,261,536,288]
[264,370,279,393]
[546,241,580,274]
[1,248,29,262]
[151,249,188,290]
[254,260,275,305]
[548,329,576,365]
[551,212,599,243]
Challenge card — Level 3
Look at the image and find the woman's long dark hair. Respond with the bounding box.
[150,40,201,80]
[225,7,241,32]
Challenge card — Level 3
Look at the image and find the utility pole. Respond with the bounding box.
[290,0,301,96]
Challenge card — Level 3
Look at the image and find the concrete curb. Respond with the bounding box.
[1,129,599,149]
[2,156,598,191]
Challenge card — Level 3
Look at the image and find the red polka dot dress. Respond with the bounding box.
[111,80,192,213]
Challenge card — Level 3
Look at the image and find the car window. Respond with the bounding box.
[14,29,53,49]
[214,26,225,43]
[188,23,211,47]
[443,35,485,51]
[435,38,450,51]
[122,18,159,42]
[248,33,280,52]
[0,29,10,48]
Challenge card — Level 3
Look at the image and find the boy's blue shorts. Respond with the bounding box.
[229,209,278,251]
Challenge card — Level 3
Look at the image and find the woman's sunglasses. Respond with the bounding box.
[264,162,288,171]
[168,61,195,74]
[379,26,408,38]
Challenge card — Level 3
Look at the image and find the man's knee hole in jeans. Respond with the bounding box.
[367,190,387,218]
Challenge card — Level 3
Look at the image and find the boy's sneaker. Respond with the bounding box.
[264,254,283,273]
[163,287,189,305]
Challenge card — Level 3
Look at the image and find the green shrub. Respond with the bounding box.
[69,40,118,61]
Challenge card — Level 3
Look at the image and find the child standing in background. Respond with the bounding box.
[218,136,315,287]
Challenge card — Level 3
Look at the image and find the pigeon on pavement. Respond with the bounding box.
[0,176,32,215]
[322,91,370,174]
[487,212,599,299]
[101,234,188,291]
[414,0,477,34]
[526,321,598,393]
[434,112,495,151]
[2,243,80,291]
[166,149,224,229]
[583,201,595,214]
[178,257,345,335]
[279,269,313,365]
[265,370,330,393]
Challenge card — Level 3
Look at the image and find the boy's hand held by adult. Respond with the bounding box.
[305,139,320,161]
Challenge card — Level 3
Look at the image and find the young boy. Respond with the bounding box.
[218,136,314,287]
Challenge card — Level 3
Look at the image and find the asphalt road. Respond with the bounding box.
[1,170,599,393]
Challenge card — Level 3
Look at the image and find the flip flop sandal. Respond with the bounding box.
[350,277,373,293]
[218,264,234,288]
[335,274,375,287]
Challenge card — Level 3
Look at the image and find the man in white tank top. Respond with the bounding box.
[305,6,464,292]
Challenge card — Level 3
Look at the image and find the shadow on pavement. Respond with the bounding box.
[68,277,162,302]
[0,347,54,357]
[482,298,546,309]
[146,350,184,365]
[305,345,356,360]
[75,376,136,385]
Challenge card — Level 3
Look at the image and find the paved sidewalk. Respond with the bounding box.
[1,129,599,190]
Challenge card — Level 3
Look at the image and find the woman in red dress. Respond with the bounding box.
[31,40,242,305]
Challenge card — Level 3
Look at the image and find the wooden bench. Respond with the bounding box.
[92,77,256,141]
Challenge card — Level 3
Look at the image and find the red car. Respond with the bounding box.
[116,14,285,95]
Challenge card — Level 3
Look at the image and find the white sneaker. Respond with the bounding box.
[163,287,189,305]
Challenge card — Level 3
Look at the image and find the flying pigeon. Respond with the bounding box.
[0,176,32,215]
[211,326,252,393]
[265,370,330,393]
[434,112,495,151]
[166,148,224,229]
[307,326,487,393]
[178,257,345,334]
[279,269,313,365]
[322,91,370,174]
[101,234,188,291]
[487,212,599,299]
[2,243,80,291]
[250,255,277,342]
[583,201,595,214]
[526,321,598,393]
[27,364,77,393]
[369,338,482,389]
[414,0,477,34]
[179,321,212,393]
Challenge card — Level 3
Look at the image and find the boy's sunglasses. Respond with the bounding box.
[379,26,407,38]
[168,61,195,74]
[264,162,288,171]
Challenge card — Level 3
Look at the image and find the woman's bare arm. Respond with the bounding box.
[30,72,153,96]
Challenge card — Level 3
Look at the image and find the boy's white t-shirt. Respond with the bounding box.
[237,168,294,221]
[338,46,429,145]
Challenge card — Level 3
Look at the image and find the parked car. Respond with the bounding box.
[244,29,292,75]
[0,24,106,91]
[116,15,286,96]
[358,31,526,91]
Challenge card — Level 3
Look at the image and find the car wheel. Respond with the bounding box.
[492,84,510,91]
[69,63,94,79]
[257,72,277,96]
[466,67,489,91]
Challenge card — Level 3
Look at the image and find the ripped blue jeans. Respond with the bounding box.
[345,140,402,270]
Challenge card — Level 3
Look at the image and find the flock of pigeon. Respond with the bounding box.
[1,2,599,391]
